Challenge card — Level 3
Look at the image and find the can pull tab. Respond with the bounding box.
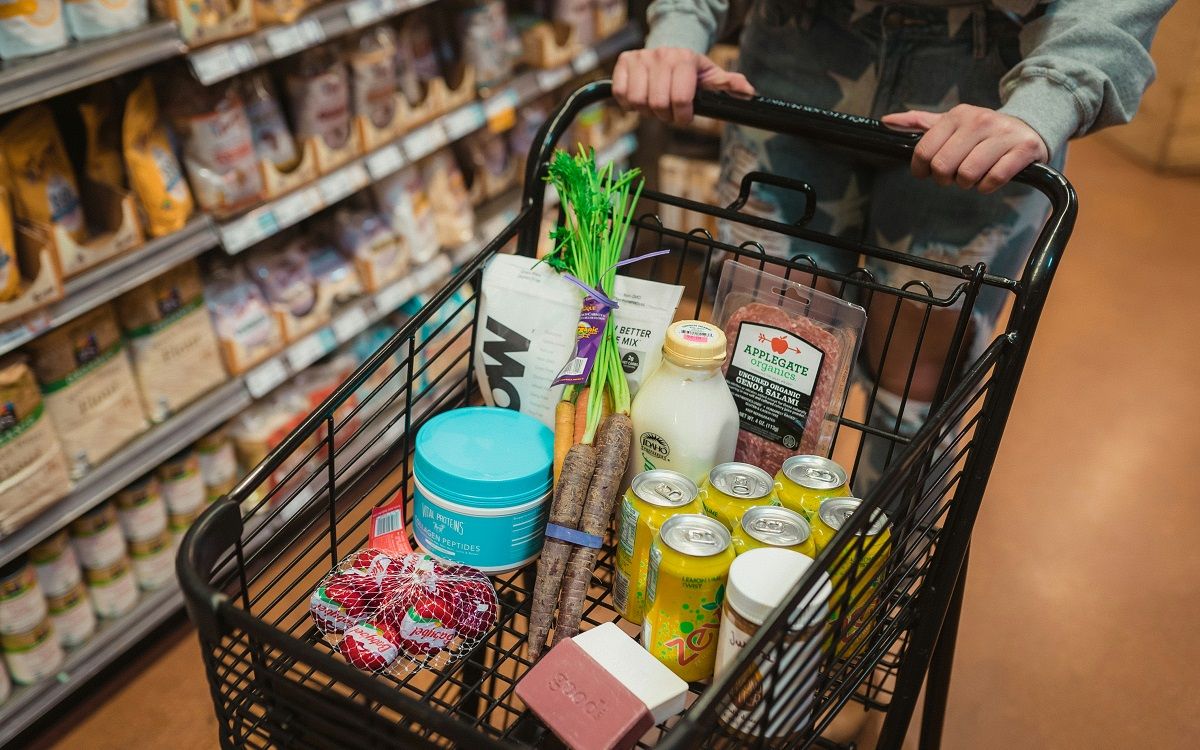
[650,482,683,503]
[751,518,786,534]
[685,529,719,547]
[804,467,837,484]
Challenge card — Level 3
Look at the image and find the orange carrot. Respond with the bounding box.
[553,399,574,483]
[572,387,590,445]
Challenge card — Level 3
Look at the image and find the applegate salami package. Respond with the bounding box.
[474,253,683,428]
[712,261,865,473]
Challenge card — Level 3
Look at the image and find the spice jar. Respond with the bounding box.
[714,548,831,746]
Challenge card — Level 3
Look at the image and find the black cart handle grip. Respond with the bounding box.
[525,79,1073,214]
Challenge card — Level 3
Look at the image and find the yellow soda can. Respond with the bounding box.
[774,455,850,520]
[699,463,779,531]
[643,514,734,682]
[731,505,818,558]
[614,470,701,625]
[811,497,891,658]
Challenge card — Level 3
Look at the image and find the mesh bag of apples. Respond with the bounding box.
[309,549,499,674]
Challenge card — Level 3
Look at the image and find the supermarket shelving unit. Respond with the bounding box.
[0,8,641,742]
[0,21,186,115]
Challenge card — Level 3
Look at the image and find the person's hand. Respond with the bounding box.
[882,105,1048,193]
[613,47,755,126]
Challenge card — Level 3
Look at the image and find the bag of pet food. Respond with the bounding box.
[123,78,194,237]
[114,260,227,422]
[168,80,263,215]
[0,106,87,243]
[26,305,149,478]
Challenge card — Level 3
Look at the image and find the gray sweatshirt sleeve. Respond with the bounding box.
[997,0,1174,159]
[643,0,727,54]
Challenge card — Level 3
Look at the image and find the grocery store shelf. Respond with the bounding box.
[187,0,438,85]
[0,21,186,116]
[0,582,184,746]
[0,379,251,569]
[217,24,643,255]
[0,218,222,358]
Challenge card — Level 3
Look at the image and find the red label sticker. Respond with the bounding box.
[369,501,413,557]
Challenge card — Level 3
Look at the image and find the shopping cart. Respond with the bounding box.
[178,80,1076,750]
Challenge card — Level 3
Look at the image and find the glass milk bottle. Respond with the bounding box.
[630,320,740,484]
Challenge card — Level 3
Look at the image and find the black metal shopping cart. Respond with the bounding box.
[178,80,1076,750]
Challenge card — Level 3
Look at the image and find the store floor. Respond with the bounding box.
[30,137,1200,750]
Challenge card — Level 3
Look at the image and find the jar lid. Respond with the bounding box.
[726,548,831,628]
[414,407,553,508]
[662,320,726,368]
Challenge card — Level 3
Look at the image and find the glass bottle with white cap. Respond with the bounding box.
[630,320,740,484]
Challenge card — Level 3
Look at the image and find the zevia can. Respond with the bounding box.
[47,582,96,649]
[699,463,779,531]
[731,506,817,558]
[115,475,168,542]
[715,548,832,745]
[1,618,64,685]
[0,560,47,635]
[129,532,174,591]
[642,514,734,682]
[811,498,891,658]
[29,531,83,598]
[614,470,700,625]
[774,455,850,520]
[158,449,205,518]
[69,502,127,570]
[85,557,139,619]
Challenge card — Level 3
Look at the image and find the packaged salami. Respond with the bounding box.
[286,47,352,151]
[242,73,299,170]
[712,261,866,473]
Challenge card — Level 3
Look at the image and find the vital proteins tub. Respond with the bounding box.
[413,407,554,573]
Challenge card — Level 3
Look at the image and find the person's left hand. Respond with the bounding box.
[882,105,1048,194]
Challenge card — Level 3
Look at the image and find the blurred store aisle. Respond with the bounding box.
[32,137,1200,750]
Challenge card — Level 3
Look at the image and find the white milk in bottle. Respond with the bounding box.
[630,320,739,483]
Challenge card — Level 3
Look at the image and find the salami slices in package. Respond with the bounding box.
[712,261,865,474]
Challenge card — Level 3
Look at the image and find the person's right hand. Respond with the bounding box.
[613,47,755,126]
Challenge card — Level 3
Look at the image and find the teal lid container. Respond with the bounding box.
[414,407,554,505]
[413,407,554,572]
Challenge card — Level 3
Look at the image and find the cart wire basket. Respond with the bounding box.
[179,80,1076,750]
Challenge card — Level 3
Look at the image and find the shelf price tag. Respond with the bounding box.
[377,0,400,13]
[441,103,486,141]
[190,47,240,85]
[403,122,448,161]
[298,18,325,46]
[572,47,600,75]
[375,277,417,314]
[536,65,572,93]
[347,0,382,27]
[366,144,406,180]
[221,213,271,254]
[483,88,518,133]
[332,306,371,343]
[286,330,336,372]
[229,41,257,69]
[273,188,320,227]
[319,164,368,204]
[245,358,289,398]
[266,27,306,58]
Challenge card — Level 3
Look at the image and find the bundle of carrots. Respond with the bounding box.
[528,148,642,660]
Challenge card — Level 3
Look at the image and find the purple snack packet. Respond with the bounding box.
[553,293,616,387]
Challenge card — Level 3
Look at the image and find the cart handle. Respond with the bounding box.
[522,79,1073,215]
